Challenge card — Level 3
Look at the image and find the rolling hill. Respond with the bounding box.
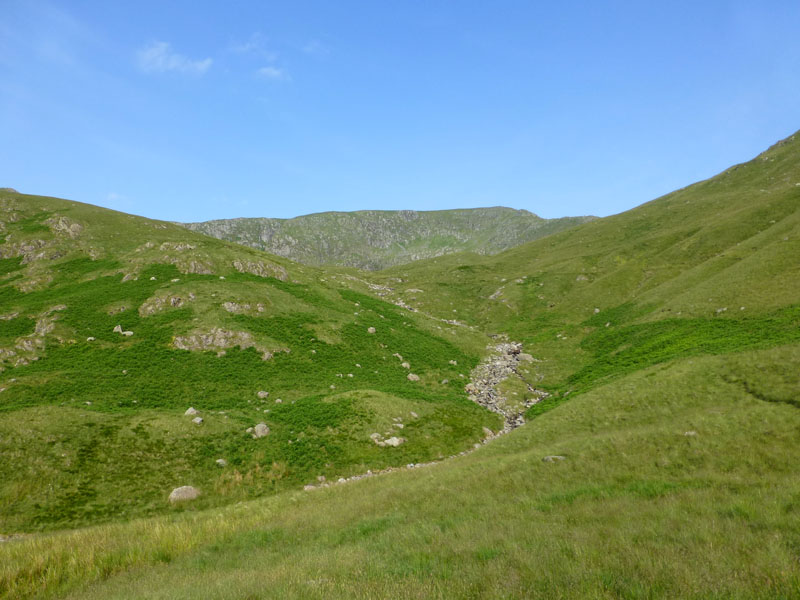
[1,130,799,599]
[181,207,595,270]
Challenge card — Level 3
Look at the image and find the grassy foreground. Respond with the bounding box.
[2,343,800,599]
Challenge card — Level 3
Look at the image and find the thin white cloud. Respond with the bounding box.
[230,33,276,60]
[302,40,329,56]
[257,66,285,80]
[137,41,212,75]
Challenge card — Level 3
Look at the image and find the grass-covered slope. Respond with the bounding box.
[370,131,800,403]
[181,207,595,270]
[1,130,800,599]
[3,344,799,599]
[0,191,498,532]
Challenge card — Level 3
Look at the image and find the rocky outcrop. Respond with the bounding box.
[465,341,548,433]
[172,328,274,360]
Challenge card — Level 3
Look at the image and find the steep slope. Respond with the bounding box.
[0,191,498,532]
[181,207,595,270]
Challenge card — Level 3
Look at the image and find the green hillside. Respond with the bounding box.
[0,191,500,533]
[181,207,595,270]
[1,131,800,599]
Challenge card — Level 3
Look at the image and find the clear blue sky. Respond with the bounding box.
[1,1,799,222]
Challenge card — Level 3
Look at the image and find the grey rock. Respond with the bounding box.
[215,458,228,467]
[406,373,420,381]
[253,423,270,438]
[542,455,566,462]
[367,327,376,334]
[168,486,200,503]
[184,407,198,416]
[191,416,203,425]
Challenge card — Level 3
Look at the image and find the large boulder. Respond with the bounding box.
[168,486,200,503]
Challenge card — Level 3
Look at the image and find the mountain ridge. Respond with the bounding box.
[181,206,595,270]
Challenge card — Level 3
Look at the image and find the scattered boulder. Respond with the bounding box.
[482,427,494,438]
[253,423,270,438]
[517,353,534,362]
[215,458,228,467]
[384,436,405,447]
[367,327,376,334]
[542,455,566,462]
[191,416,203,425]
[257,390,269,399]
[449,360,457,365]
[121,331,134,337]
[684,431,698,437]
[113,325,123,334]
[86,337,95,342]
[401,361,410,369]
[406,373,420,381]
[168,486,200,503]
[184,407,198,416]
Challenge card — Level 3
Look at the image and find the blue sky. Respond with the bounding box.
[1,1,799,222]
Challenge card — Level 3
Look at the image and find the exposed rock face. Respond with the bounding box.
[172,328,274,360]
[168,486,200,503]
[180,208,596,270]
[465,341,549,433]
[232,259,288,281]
[139,293,190,316]
[45,215,83,239]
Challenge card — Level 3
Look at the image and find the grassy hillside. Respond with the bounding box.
[369,131,800,404]
[0,191,498,533]
[1,130,799,599]
[181,207,595,270]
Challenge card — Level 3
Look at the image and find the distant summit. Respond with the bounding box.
[181,207,595,270]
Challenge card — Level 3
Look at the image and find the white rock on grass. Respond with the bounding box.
[384,436,405,447]
[253,423,270,438]
[407,373,420,382]
[113,325,123,333]
[542,455,565,462]
[367,327,376,334]
[401,362,410,369]
[168,486,200,503]
[257,390,269,399]
[215,458,228,467]
[192,416,203,425]
[184,407,198,416]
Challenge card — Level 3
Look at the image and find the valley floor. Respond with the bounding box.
[2,344,799,599]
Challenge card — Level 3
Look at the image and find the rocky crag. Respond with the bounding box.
[181,207,595,270]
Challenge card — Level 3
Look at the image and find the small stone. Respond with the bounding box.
[542,455,566,462]
[184,407,198,416]
[410,411,418,418]
[594,308,600,314]
[384,436,405,447]
[401,361,410,369]
[253,423,270,438]
[317,475,326,482]
[482,427,494,438]
[113,325,123,333]
[257,390,269,399]
[367,327,376,334]
[449,360,457,365]
[168,486,200,503]
[192,416,203,425]
[215,458,228,467]
[684,431,698,437]
[275,398,282,403]
[122,331,134,336]
[86,336,96,342]
[303,485,316,491]
[150,276,157,281]
[518,353,534,362]
[407,373,420,382]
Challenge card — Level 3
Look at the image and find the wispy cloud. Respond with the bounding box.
[302,40,329,56]
[256,66,286,80]
[137,41,212,75]
[229,33,276,60]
